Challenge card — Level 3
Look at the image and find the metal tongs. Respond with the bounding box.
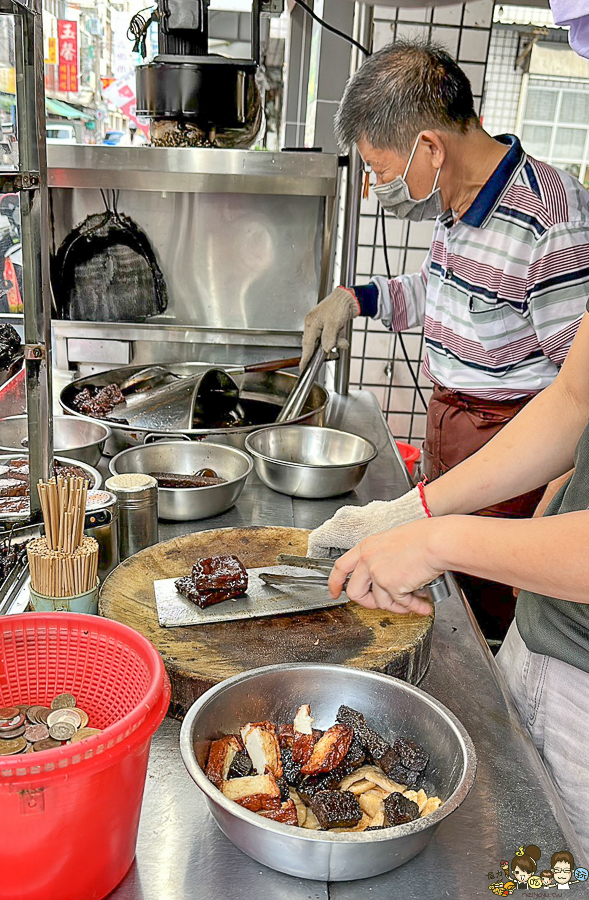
[260,553,451,604]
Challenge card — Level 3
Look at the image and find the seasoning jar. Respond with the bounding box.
[85,490,119,581]
[104,474,158,561]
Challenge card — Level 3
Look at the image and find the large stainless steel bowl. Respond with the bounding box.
[245,425,377,498]
[109,440,253,521]
[59,364,329,456]
[0,415,110,466]
[0,454,102,524]
[180,664,476,882]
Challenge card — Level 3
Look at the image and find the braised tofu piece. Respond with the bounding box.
[336,705,390,762]
[310,790,362,829]
[301,724,353,775]
[241,722,283,778]
[205,735,243,789]
[222,774,281,812]
[226,750,253,779]
[277,723,294,749]
[292,703,316,765]
[258,799,298,826]
[384,791,420,827]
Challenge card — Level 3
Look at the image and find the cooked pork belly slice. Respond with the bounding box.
[240,722,283,778]
[300,724,353,775]
[221,774,281,812]
[205,735,243,789]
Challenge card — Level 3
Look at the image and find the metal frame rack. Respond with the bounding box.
[0,0,53,516]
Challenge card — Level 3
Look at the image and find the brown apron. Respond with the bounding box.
[422,385,546,641]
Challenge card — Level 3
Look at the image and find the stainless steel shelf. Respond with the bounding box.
[47,146,339,196]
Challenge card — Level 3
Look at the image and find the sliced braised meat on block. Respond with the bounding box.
[240,721,283,779]
[300,724,353,775]
[205,735,243,789]
[221,774,281,812]
[175,554,248,608]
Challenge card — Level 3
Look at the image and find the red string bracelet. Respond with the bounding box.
[417,481,432,518]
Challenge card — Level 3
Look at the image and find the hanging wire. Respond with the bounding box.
[292,0,371,57]
[127,6,158,58]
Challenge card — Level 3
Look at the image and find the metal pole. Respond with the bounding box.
[14,0,53,514]
[334,1,372,396]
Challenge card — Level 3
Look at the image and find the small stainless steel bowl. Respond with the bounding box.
[245,425,377,498]
[0,454,102,524]
[0,415,111,466]
[180,664,476,882]
[108,441,253,521]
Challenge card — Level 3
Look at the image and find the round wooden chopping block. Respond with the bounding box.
[100,526,434,717]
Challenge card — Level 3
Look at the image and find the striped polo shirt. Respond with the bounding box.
[354,135,589,400]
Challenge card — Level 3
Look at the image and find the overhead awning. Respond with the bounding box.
[45,98,93,121]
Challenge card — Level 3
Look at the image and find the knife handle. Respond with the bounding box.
[427,575,450,604]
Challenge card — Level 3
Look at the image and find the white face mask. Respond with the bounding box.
[372,134,444,221]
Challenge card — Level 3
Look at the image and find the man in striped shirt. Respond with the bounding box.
[303,42,589,638]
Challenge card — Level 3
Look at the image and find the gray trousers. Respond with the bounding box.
[496,622,589,858]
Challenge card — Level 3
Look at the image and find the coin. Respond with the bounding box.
[37,708,51,725]
[47,709,81,729]
[26,705,43,724]
[48,722,76,741]
[0,707,19,721]
[33,738,61,752]
[0,724,25,739]
[0,736,27,754]
[51,694,76,710]
[71,708,89,729]
[69,727,101,743]
[24,724,49,742]
[0,714,23,729]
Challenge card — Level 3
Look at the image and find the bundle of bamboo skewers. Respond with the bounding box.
[27,476,99,598]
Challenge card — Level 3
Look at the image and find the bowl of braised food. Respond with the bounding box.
[109,441,252,521]
[180,663,476,881]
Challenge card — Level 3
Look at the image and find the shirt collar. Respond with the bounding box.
[452,134,526,229]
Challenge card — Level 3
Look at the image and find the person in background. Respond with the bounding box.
[303,41,589,643]
[118,122,146,147]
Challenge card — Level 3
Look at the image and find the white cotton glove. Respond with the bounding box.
[307,487,427,558]
[300,287,360,371]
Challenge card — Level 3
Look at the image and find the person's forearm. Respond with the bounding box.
[429,511,589,603]
[424,379,588,516]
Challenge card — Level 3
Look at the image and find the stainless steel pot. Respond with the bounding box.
[0,415,110,466]
[180,664,476,882]
[245,425,377,498]
[0,455,102,524]
[59,364,329,457]
[109,441,253,521]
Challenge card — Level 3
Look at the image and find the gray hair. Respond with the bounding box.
[334,40,479,154]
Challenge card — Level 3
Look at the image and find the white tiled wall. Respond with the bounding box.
[349,2,495,447]
[481,27,523,136]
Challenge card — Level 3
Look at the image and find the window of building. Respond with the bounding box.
[518,75,589,188]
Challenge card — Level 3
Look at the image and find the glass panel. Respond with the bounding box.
[553,127,586,159]
[524,88,557,121]
[521,123,552,158]
[554,162,581,179]
[560,91,589,125]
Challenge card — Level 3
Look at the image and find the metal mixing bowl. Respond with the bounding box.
[180,664,476,882]
[109,440,253,521]
[0,415,111,466]
[0,455,102,524]
[245,425,378,498]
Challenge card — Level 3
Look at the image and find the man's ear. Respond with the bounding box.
[419,131,446,170]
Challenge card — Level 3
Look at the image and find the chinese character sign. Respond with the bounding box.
[58,21,78,92]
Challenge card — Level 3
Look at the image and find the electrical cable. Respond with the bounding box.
[291,0,371,57]
[380,208,429,411]
[293,0,427,411]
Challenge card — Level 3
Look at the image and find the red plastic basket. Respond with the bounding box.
[395,440,421,476]
[0,612,170,900]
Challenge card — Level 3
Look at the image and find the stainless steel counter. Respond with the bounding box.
[106,390,584,899]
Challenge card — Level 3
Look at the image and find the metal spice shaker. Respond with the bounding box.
[104,474,159,561]
[85,490,119,581]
